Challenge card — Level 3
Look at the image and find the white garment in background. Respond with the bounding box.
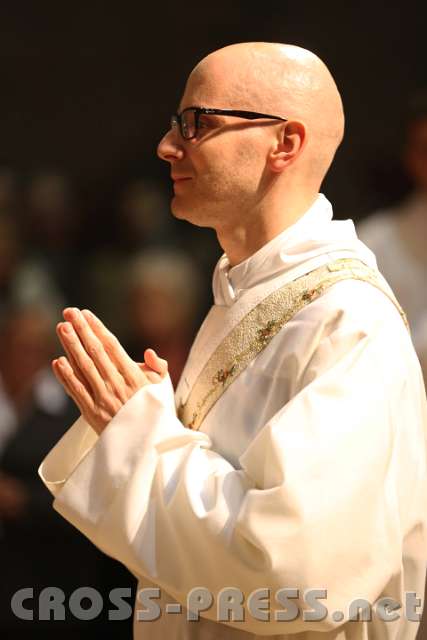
[357,191,427,358]
[39,194,427,639]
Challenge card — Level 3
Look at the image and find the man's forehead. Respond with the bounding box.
[177,70,257,113]
[177,52,293,114]
[178,72,225,111]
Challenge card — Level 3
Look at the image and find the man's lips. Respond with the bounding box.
[172,176,192,192]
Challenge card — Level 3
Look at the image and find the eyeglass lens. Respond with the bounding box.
[181,110,196,139]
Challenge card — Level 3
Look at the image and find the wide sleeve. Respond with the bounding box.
[38,292,427,635]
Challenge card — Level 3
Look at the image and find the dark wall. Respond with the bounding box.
[1,0,426,220]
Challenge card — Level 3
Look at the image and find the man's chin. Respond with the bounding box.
[170,198,213,229]
[170,196,188,220]
[170,196,196,222]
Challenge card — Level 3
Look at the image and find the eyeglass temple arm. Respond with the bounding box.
[203,108,287,121]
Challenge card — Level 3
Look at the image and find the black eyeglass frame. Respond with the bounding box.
[171,106,288,140]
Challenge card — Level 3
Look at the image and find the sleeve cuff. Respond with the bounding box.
[38,416,98,496]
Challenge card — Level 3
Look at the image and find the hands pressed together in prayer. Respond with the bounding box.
[53,308,168,435]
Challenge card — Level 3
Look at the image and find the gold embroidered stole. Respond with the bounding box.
[177,258,408,431]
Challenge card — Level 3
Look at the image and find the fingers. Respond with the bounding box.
[62,309,122,381]
[52,356,95,416]
[56,323,91,394]
[144,348,168,377]
[63,307,147,390]
[54,307,153,434]
[56,320,108,399]
[77,309,135,374]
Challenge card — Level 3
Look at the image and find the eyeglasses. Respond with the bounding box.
[170,106,288,140]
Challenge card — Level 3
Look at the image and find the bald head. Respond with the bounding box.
[186,42,345,186]
[158,41,345,251]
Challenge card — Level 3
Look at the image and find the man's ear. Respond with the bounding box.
[268,121,306,173]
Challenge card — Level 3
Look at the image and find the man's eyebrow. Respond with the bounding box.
[198,112,222,123]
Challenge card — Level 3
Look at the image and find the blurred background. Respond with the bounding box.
[0,1,426,637]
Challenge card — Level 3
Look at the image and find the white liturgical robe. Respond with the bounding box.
[39,194,427,639]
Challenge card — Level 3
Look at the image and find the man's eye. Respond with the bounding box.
[198,117,212,128]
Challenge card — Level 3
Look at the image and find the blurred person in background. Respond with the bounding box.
[84,179,175,338]
[358,91,427,378]
[0,216,20,315]
[118,178,176,249]
[118,177,219,270]
[0,304,131,638]
[86,179,214,338]
[0,215,63,317]
[0,168,20,219]
[0,303,74,634]
[23,171,83,305]
[124,249,202,387]
[118,178,221,286]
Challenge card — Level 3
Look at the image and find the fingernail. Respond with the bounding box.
[64,307,79,317]
[62,323,72,333]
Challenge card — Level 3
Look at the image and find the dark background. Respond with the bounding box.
[1,1,426,230]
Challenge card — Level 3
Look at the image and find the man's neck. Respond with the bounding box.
[216,192,319,267]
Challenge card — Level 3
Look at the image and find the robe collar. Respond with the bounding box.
[212,194,375,307]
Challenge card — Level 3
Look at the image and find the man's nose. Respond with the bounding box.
[157,129,185,163]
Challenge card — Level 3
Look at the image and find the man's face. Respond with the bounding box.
[157,71,274,231]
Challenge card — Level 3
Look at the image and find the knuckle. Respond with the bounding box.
[73,316,83,330]
[93,405,108,422]
[105,335,119,354]
[98,403,115,422]
[88,343,100,357]
[63,365,74,380]
[123,373,138,392]
[81,359,94,374]
[98,394,114,413]
[76,380,88,397]
[108,381,126,403]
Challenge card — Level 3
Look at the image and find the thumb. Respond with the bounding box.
[144,348,168,378]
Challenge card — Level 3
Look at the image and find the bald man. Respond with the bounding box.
[40,43,427,639]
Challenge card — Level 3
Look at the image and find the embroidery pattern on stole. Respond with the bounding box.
[177,258,408,430]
